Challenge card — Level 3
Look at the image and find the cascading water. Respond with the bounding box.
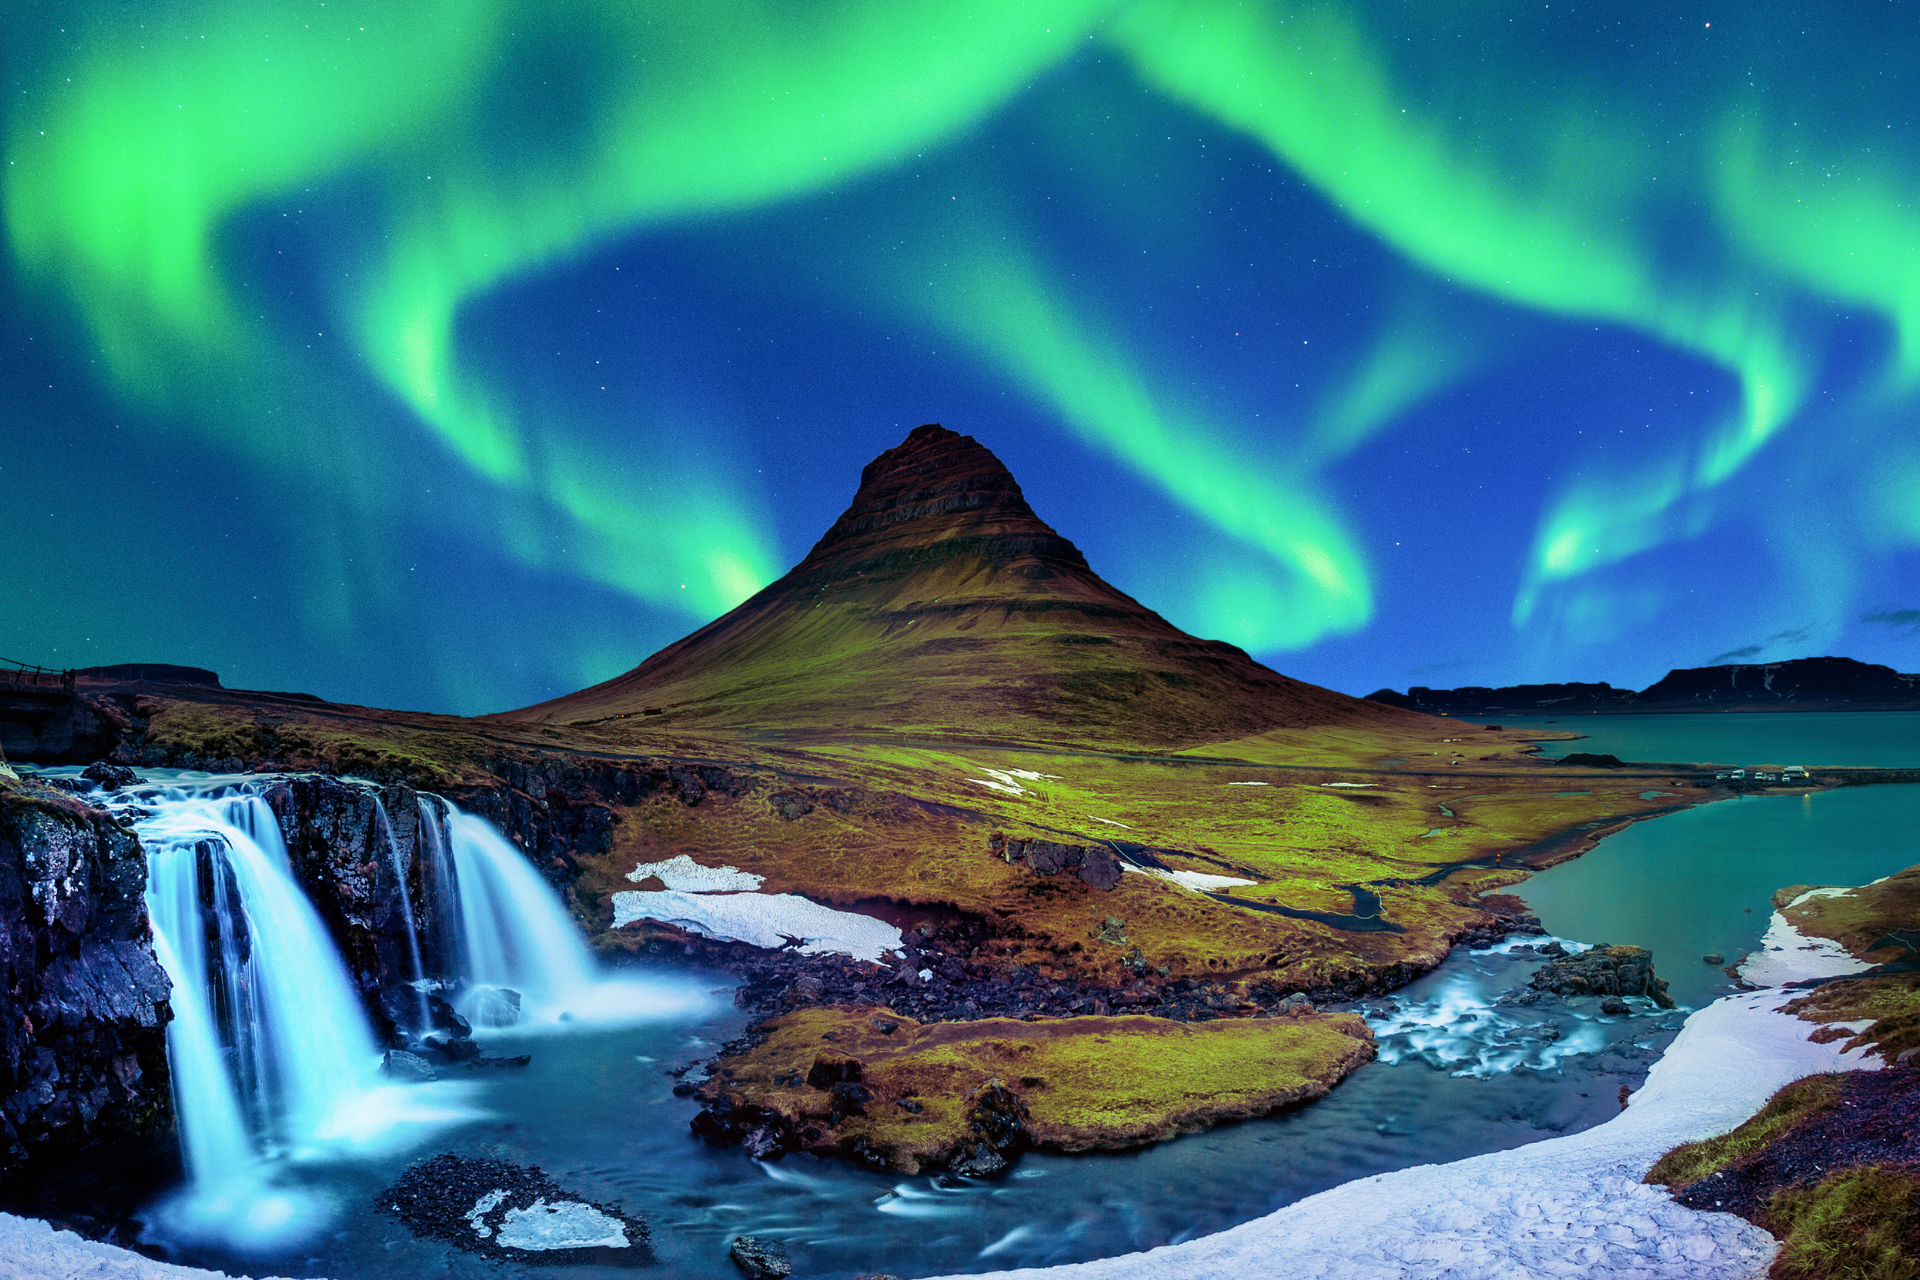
[87,774,482,1250]
[371,797,432,1033]
[418,795,670,1027]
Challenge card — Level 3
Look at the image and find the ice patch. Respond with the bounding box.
[624,854,763,892]
[1738,909,1871,987]
[610,890,903,962]
[1123,865,1256,893]
[465,1189,506,1238]
[495,1199,629,1250]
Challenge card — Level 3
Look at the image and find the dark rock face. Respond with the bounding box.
[1529,944,1675,1009]
[0,779,172,1179]
[989,832,1123,891]
[0,690,119,764]
[1365,682,1633,716]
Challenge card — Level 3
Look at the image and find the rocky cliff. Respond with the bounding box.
[0,774,172,1180]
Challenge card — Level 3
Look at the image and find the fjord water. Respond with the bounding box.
[1520,784,1920,1010]
[1485,709,1920,767]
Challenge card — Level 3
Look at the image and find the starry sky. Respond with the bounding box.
[5,0,1919,714]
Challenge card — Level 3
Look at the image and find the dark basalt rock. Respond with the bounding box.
[1529,943,1675,1009]
[1560,753,1626,768]
[729,1234,792,1279]
[989,832,1123,891]
[0,778,173,1179]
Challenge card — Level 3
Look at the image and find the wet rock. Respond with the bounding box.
[1702,953,1726,965]
[828,1080,873,1121]
[948,1143,1009,1178]
[468,986,523,1028]
[79,762,140,791]
[1599,996,1632,1016]
[729,1234,792,1279]
[1529,943,1675,1009]
[383,1049,438,1082]
[424,1033,481,1062]
[429,994,472,1037]
[0,778,173,1179]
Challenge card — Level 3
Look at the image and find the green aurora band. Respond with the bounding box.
[6,0,1920,701]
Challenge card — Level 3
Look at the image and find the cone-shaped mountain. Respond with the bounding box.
[508,425,1419,748]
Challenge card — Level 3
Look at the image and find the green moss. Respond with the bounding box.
[1645,1073,1845,1189]
[1784,975,1920,1064]
[1764,1166,1920,1280]
[704,1006,1375,1172]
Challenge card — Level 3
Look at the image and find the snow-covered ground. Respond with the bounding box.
[1737,890,1873,987]
[0,1214,295,1280]
[610,888,903,962]
[624,853,764,892]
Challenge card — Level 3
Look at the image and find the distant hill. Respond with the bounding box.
[1367,656,1920,716]
[503,424,1431,749]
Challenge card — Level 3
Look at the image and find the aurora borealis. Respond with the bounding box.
[4,0,1918,713]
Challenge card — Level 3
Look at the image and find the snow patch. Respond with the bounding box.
[1226,781,1271,787]
[624,854,762,892]
[465,1189,506,1238]
[966,766,1061,796]
[1321,782,1378,788]
[611,890,902,963]
[1122,865,1256,893]
[1738,909,1871,987]
[1087,816,1133,829]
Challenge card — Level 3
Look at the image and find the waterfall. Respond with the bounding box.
[106,774,479,1249]
[418,797,598,1021]
[418,794,705,1028]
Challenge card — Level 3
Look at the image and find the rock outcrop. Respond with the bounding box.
[0,776,172,1178]
[1528,944,1675,1008]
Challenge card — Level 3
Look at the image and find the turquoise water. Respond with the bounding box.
[1520,784,1920,1010]
[1473,710,1920,768]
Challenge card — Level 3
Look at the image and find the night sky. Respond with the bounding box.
[5,0,1919,715]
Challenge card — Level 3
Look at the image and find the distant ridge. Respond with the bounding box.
[504,425,1428,748]
[1368,656,1920,716]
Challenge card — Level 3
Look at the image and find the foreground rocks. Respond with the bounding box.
[690,1005,1374,1174]
[378,1153,646,1262]
[0,775,172,1180]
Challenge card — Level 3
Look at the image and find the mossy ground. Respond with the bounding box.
[1783,975,1920,1064]
[1766,1166,1920,1280]
[1776,866,1920,966]
[1646,1073,1846,1188]
[700,1005,1374,1172]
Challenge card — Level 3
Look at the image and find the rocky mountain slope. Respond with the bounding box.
[505,425,1426,749]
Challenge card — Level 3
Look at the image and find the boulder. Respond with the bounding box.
[1528,944,1675,1008]
[383,1050,438,1082]
[729,1235,792,1279]
[469,986,523,1028]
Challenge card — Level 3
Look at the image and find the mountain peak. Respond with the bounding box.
[503,425,1420,747]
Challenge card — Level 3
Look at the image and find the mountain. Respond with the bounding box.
[1368,656,1920,716]
[505,425,1426,748]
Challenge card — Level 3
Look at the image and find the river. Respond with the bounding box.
[20,716,1920,1278]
